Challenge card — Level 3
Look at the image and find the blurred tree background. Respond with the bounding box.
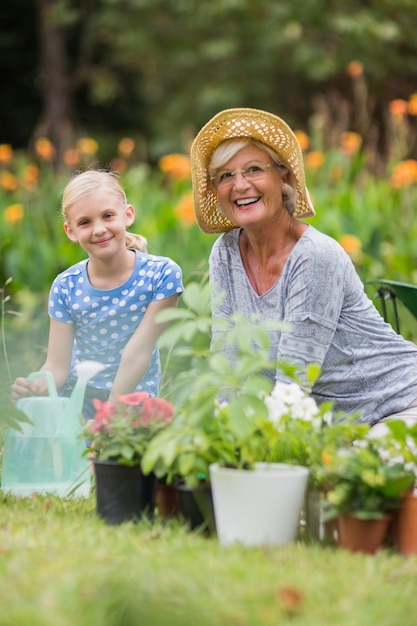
[2,0,417,166]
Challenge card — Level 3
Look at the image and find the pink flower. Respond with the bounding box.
[86,392,175,464]
[92,399,114,423]
[117,392,150,406]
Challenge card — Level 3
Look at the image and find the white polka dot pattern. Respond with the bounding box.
[48,251,184,394]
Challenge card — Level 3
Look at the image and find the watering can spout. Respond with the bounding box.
[58,361,106,436]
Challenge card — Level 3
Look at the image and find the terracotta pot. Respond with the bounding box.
[156,481,180,519]
[391,494,417,556]
[337,513,392,554]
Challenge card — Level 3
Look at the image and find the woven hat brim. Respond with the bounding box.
[190,108,315,234]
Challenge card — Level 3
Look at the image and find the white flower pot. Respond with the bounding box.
[209,463,309,547]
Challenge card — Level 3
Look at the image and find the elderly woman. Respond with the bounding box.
[190,107,417,426]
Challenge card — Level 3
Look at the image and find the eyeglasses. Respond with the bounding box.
[211,163,278,188]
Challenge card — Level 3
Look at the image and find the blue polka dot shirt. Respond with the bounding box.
[48,250,184,395]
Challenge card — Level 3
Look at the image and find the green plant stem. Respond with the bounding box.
[1,278,13,383]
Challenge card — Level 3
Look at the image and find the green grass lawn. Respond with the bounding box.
[0,492,417,626]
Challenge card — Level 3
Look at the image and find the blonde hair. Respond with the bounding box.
[61,170,148,252]
[209,138,297,215]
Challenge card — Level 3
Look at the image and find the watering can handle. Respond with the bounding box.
[27,371,59,398]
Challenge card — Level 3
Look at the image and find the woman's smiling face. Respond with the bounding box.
[215,144,286,230]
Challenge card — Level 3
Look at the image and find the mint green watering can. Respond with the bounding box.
[1,361,105,497]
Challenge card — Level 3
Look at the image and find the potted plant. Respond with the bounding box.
[319,429,415,553]
[83,391,174,525]
[143,296,322,545]
[374,419,417,555]
[261,380,369,543]
[144,279,377,545]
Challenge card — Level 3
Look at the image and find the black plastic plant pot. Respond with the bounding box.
[94,460,157,525]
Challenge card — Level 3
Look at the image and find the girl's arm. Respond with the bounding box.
[11,319,74,402]
[42,318,74,389]
[109,294,179,402]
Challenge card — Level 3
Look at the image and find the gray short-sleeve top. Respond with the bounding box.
[209,226,417,424]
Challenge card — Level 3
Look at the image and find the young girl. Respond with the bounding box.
[11,169,184,419]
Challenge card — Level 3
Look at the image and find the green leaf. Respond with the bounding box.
[228,402,253,440]
[1,405,33,432]
[182,281,212,314]
[156,308,196,322]
[177,452,197,478]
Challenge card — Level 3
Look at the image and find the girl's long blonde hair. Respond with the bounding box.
[61,169,148,252]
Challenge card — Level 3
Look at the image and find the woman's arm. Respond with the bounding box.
[109,294,180,402]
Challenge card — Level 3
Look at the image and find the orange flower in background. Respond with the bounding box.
[341,132,362,156]
[305,151,324,169]
[390,159,417,189]
[408,93,417,116]
[4,203,24,224]
[76,138,99,155]
[35,137,55,161]
[24,164,40,183]
[346,60,364,78]
[330,165,343,181]
[118,137,135,157]
[110,158,127,173]
[159,154,191,180]
[339,234,362,256]
[389,99,408,117]
[295,130,309,151]
[22,164,40,190]
[0,144,13,164]
[63,149,80,167]
[322,452,332,465]
[174,192,195,226]
[0,171,18,191]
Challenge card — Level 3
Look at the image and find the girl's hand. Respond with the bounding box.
[11,377,47,403]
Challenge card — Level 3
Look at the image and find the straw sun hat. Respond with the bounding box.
[190,107,315,234]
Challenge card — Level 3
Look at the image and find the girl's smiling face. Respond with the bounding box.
[64,189,135,259]
[215,145,286,230]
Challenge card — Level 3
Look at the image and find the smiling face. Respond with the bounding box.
[64,189,135,260]
[214,145,287,231]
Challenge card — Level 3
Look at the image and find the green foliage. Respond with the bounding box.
[4,0,417,160]
[144,284,302,484]
[0,278,35,433]
[320,424,416,520]
[2,142,417,327]
[0,403,32,433]
[144,279,364,488]
[48,0,417,152]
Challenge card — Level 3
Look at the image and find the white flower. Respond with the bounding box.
[367,422,391,439]
[322,411,333,426]
[406,435,417,461]
[265,381,320,426]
